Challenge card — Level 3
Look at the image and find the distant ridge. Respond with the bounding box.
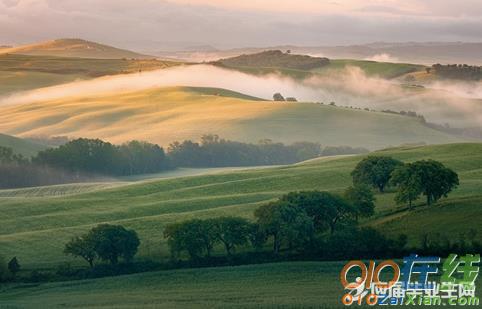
[0,38,153,59]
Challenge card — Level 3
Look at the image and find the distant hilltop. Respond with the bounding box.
[0,38,154,59]
[214,50,329,70]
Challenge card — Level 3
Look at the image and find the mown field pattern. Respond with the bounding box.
[1,143,481,269]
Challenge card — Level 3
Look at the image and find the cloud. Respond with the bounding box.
[0,0,481,49]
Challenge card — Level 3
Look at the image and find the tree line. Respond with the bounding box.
[0,135,368,188]
[432,63,482,81]
[1,156,472,284]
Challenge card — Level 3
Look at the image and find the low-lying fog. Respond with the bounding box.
[1,64,481,127]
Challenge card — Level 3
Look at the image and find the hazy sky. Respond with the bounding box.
[1,0,482,50]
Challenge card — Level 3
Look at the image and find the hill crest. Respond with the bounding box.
[0,38,153,59]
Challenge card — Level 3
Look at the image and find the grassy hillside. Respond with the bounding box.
[215,50,329,70]
[0,54,182,96]
[215,51,425,79]
[0,39,152,59]
[0,143,480,269]
[0,86,465,150]
[0,133,47,157]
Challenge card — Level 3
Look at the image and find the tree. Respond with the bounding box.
[273,93,285,101]
[390,163,422,210]
[211,217,252,256]
[351,156,403,192]
[411,160,459,205]
[280,191,355,235]
[89,224,140,264]
[7,257,20,277]
[344,185,376,219]
[164,219,217,260]
[254,201,313,254]
[64,235,97,268]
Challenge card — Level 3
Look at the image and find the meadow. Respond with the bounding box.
[0,54,182,96]
[0,86,465,150]
[1,143,481,269]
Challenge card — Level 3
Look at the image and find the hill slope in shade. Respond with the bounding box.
[0,143,480,268]
[0,87,466,150]
[0,39,153,59]
[0,133,47,157]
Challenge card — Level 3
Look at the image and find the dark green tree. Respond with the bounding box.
[273,93,285,101]
[211,217,252,256]
[89,224,140,264]
[411,160,459,205]
[351,156,403,192]
[390,163,422,210]
[164,219,217,260]
[254,201,313,254]
[280,191,355,234]
[344,185,376,219]
[64,235,97,268]
[7,257,20,277]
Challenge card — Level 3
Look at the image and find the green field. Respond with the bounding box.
[217,58,425,80]
[1,143,481,269]
[0,133,47,157]
[0,86,466,150]
[0,54,182,96]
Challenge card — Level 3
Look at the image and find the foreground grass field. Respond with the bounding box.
[1,143,481,269]
[0,86,465,150]
[1,261,480,308]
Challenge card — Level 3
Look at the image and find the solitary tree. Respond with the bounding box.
[344,185,376,219]
[273,93,285,101]
[351,156,403,192]
[7,257,20,278]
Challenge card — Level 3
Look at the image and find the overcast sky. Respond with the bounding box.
[1,0,482,50]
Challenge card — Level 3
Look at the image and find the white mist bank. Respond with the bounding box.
[1,64,481,126]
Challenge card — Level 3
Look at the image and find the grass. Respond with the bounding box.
[217,58,426,80]
[0,262,369,308]
[0,86,466,150]
[0,133,48,157]
[0,143,481,269]
[0,54,182,96]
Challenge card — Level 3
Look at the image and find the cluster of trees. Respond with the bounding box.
[64,224,140,267]
[272,93,297,102]
[35,139,169,176]
[164,189,387,261]
[432,63,482,81]
[1,135,371,189]
[352,156,459,209]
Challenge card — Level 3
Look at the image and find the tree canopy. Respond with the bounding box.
[351,156,403,192]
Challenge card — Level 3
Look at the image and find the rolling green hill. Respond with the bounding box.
[0,39,152,59]
[0,54,182,96]
[0,86,466,150]
[0,133,47,157]
[214,50,425,79]
[1,143,480,269]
